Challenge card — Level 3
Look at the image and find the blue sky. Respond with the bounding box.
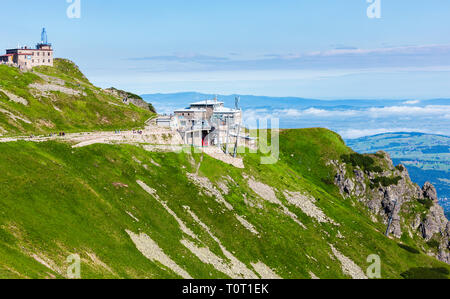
[1,0,450,98]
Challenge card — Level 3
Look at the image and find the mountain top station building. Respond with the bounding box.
[0,28,53,70]
[157,97,246,148]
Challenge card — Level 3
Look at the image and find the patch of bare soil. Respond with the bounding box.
[0,88,28,105]
[186,173,234,211]
[202,147,245,169]
[250,262,281,279]
[112,182,129,188]
[235,215,259,235]
[183,207,258,279]
[29,83,85,96]
[283,191,339,225]
[126,230,192,279]
[330,244,367,279]
[126,211,140,222]
[33,72,65,86]
[246,176,281,205]
[217,176,235,195]
[86,252,115,275]
[150,158,161,167]
[32,253,61,274]
[0,108,31,124]
[246,176,306,229]
[137,180,197,240]
[37,119,55,129]
[142,144,184,152]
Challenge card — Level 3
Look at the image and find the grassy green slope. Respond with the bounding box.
[0,59,153,136]
[0,129,448,279]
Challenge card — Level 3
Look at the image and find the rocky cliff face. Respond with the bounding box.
[330,151,450,264]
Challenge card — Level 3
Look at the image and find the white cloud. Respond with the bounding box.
[403,100,420,105]
[301,108,359,117]
[305,44,450,58]
[280,109,303,117]
[240,105,450,137]
[367,105,450,118]
[243,105,450,122]
[243,108,361,120]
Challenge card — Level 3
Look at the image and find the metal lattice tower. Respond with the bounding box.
[41,28,48,44]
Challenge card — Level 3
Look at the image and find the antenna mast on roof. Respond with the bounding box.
[235,96,240,110]
[41,28,48,44]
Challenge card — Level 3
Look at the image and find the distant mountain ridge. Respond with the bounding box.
[142,92,450,112]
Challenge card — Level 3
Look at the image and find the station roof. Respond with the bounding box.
[190,100,224,106]
[214,107,240,114]
[174,108,207,113]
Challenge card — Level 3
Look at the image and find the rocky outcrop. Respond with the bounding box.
[330,151,450,264]
[423,182,438,203]
[438,223,450,264]
[331,152,418,238]
[418,185,449,264]
[104,87,156,113]
[333,161,364,198]
[420,191,448,240]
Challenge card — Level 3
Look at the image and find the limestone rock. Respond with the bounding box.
[420,202,448,240]
[422,182,438,203]
[329,155,450,264]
